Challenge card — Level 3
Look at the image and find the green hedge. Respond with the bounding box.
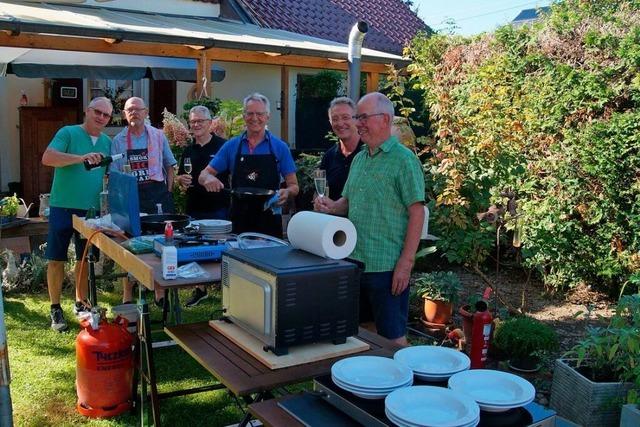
[407,0,640,293]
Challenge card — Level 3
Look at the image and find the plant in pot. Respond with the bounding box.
[413,271,461,325]
[550,294,640,427]
[492,316,558,372]
[0,194,19,224]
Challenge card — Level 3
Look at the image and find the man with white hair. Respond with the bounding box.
[199,92,298,237]
[42,97,113,332]
[315,92,425,346]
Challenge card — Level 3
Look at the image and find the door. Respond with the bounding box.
[19,107,79,213]
[149,80,176,128]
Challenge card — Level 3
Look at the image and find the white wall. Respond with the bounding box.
[177,62,283,138]
[0,76,45,191]
[70,0,220,17]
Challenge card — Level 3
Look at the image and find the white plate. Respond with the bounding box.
[385,386,480,427]
[332,356,414,390]
[190,219,232,227]
[332,374,412,393]
[385,408,479,427]
[394,346,470,377]
[448,370,535,409]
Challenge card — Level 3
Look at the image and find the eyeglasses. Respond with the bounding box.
[90,107,112,119]
[244,111,268,118]
[123,107,147,114]
[188,119,210,126]
[330,114,354,123]
[353,112,386,122]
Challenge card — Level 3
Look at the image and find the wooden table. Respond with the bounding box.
[165,322,401,426]
[0,217,48,254]
[249,395,307,427]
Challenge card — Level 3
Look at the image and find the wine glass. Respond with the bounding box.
[183,157,193,187]
[314,169,327,198]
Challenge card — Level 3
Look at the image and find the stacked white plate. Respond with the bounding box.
[448,369,535,412]
[190,219,232,235]
[385,386,480,427]
[331,356,413,400]
[394,346,471,381]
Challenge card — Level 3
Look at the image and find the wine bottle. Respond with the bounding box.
[84,153,125,170]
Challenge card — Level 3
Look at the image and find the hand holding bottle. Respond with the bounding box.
[83,153,125,170]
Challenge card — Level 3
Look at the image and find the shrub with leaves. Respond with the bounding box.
[406,0,640,292]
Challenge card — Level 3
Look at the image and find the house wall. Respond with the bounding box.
[177,62,283,139]
[0,76,45,192]
[81,0,220,17]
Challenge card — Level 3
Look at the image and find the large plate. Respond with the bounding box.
[448,370,535,409]
[332,374,412,393]
[331,356,413,390]
[385,408,479,427]
[385,386,480,427]
[394,346,470,378]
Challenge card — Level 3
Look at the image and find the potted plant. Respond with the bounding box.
[413,271,461,325]
[492,316,558,372]
[0,194,19,224]
[550,294,640,427]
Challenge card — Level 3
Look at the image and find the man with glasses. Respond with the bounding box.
[315,92,425,346]
[41,97,113,331]
[110,97,177,305]
[199,92,298,237]
[176,105,230,307]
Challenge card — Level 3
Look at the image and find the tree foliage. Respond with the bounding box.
[406,0,640,293]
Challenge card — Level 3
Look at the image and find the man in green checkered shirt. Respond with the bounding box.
[315,92,425,346]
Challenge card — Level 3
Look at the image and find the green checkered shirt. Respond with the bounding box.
[343,136,425,272]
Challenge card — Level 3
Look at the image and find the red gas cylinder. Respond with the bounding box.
[470,300,493,369]
[76,314,134,418]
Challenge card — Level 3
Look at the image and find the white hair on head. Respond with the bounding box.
[125,96,147,108]
[364,92,394,118]
[189,105,212,119]
[328,96,356,114]
[88,97,112,109]
[243,92,270,114]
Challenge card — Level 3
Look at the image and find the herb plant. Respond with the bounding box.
[413,271,461,304]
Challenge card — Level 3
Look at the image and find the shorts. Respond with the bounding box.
[359,271,409,340]
[45,206,93,261]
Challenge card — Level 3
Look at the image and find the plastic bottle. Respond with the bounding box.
[84,153,125,171]
[162,221,177,280]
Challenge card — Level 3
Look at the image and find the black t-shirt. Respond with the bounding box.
[319,141,364,200]
[178,135,231,216]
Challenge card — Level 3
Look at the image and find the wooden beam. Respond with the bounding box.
[195,52,212,99]
[43,79,51,107]
[0,33,391,73]
[366,72,380,93]
[280,66,289,142]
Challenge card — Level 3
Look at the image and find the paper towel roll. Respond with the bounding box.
[287,211,357,259]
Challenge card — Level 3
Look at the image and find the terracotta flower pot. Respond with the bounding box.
[423,298,453,324]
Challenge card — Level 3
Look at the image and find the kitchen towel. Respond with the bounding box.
[287,211,357,259]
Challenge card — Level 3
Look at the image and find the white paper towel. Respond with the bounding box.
[287,211,357,259]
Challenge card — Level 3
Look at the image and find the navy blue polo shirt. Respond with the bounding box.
[319,141,363,200]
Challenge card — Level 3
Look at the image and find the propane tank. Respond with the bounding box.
[470,299,493,369]
[76,309,134,418]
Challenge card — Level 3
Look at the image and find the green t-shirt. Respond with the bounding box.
[48,125,111,210]
[343,136,425,272]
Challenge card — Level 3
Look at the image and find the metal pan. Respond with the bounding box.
[223,187,276,202]
[140,214,191,234]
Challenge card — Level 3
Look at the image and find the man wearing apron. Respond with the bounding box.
[199,92,298,238]
[111,97,177,305]
[110,97,176,214]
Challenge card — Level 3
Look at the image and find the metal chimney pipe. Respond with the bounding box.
[348,21,368,102]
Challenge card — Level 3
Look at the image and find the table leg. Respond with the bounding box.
[238,391,271,427]
[137,292,161,426]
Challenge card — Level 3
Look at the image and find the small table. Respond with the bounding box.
[165,322,401,426]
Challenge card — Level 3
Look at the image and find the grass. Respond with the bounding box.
[3,284,247,427]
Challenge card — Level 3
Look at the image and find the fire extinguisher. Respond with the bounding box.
[470,297,493,369]
[76,309,134,418]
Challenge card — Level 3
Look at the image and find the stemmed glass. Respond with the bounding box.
[183,157,193,187]
[314,169,327,198]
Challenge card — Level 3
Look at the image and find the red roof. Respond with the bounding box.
[235,0,428,55]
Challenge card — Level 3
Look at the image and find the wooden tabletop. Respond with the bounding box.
[165,322,401,397]
[72,215,221,290]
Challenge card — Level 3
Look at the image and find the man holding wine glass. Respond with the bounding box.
[176,105,230,307]
[315,92,425,346]
[318,97,363,202]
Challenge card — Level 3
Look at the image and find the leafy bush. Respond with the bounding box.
[493,316,559,360]
[406,0,640,292]
[0,194,19,217]
[181,97,221,121]
[413,271,461,304]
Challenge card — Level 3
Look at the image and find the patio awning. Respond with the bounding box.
[0,2,404,65]
[0,47,226,81]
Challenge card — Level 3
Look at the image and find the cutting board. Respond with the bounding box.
[209,320,370,370]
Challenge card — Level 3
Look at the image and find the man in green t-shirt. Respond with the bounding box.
[41,97,113,332]
[315,92,425,346]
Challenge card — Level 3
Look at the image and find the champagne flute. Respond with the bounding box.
[314,169,327,198]
[183,157,193,187]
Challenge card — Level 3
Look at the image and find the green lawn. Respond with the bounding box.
[4,285,247,427]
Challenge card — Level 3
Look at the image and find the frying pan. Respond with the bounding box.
[223,187,276,202]
[140,214,191,234]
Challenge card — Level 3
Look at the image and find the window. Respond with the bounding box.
[89,79,134,126]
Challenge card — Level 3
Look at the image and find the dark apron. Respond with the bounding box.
[231,134,282,237]
[126,130,175,214]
